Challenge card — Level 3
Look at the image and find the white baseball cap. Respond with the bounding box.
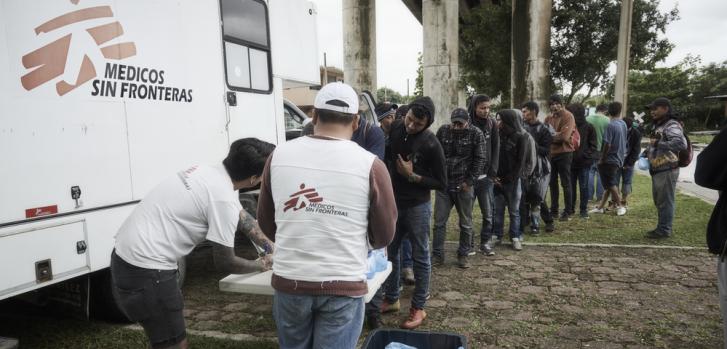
[314,82,359,114]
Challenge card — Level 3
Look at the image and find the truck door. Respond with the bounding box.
[219,0,278,145]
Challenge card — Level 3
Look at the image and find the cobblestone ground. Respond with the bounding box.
[182,244,723,348]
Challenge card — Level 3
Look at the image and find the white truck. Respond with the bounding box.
[0,0,319,317]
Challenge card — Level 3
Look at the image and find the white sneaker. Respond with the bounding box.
[467,250,477,256]
[512,238,523,251]
[616,206,627,216]
[588,207,605,214]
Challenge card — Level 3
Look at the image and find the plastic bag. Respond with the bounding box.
[366,249,387,279]
[637,156,650,171]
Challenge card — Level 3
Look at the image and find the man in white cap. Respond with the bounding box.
[257,82,397,349]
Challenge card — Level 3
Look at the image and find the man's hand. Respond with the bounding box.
[259,254,273,271]
[396,154,414,177]
[460,182,470,192]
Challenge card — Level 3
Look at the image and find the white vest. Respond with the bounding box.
[270,136,375,282]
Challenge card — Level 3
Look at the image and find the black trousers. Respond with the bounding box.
[549,152,574,216]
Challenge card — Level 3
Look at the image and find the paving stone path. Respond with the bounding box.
[181,244,723,348]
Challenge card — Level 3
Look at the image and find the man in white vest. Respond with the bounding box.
[257,82,397,349]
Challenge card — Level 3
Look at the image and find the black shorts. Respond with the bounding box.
[111,251,186,348]
[598,163,620,188]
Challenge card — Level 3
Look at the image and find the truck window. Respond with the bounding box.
[221,0,272,93]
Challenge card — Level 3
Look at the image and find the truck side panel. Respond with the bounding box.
[0,0,134,224]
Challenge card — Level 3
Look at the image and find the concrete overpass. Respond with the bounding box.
[342,0,552,128]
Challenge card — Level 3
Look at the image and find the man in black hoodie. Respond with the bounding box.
[520,101,554,236]
[695,127,727,346]
[381,96,447,330]
[567,103,598,219]
[469,94,500,255]
[490,109,529,251]
[619,117,642,207]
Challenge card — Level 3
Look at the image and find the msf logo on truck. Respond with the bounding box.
[20,2,137,96]
[20,1,193,103]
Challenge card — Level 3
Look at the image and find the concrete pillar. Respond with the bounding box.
[423,0,462,130]
[342,0,376,94]
[614,0,634,115]
[511,0,552,117]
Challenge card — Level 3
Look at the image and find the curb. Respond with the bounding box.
[124,325,277,343]
[443,240,706,251]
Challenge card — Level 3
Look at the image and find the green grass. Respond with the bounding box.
[442,173,713,247]
[0,315,277,349]
[689,134,715,145]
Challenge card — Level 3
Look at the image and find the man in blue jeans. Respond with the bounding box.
[643,97,687,238]
[257,83,397,348]
[489,109,529,251]
[431,108,485,269]
[618,117,642,208]
[469,95,500,256]
[587,104,610,202]
[381,96,447,329]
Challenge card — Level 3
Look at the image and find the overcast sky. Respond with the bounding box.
[308,0,726,96]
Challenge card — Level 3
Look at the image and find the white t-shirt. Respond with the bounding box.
[114,165,242,270]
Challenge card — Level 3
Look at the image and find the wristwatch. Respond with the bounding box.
[407,173,418,183]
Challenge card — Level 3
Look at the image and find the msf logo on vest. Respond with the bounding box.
[284,184,323,212]
[284,184,350,217]
[20,1,136,96]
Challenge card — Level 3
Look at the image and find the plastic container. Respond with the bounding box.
[362,329,467,349]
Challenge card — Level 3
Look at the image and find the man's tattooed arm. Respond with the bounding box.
[239,209,275,254]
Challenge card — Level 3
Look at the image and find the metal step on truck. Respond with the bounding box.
[0,0,322,319]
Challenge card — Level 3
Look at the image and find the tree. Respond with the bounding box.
[615,56,697,123]
[551,0,678,103]
[376,87,404,104]
[459,0,679,104]
[607,56,727,131]
[414,52,423,98]
[460,1,512,103]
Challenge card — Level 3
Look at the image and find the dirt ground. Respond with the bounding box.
[181,243,723,348]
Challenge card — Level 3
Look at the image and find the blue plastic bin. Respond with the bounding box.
[362,329,467,349]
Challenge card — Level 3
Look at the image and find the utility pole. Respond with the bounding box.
[406,78,410,100]
[614,0,634,115]
[323,52,328,85]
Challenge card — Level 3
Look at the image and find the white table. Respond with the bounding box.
[219,262,392,303]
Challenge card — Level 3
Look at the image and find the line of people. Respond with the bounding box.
[369,93,687,334]
[110,79,689,349]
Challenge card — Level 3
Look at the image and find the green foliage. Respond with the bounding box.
[414,52,423,97]
[460,0,512,103]
[608,56,727,131]
[376,87,404,104]
[459,0,678,105]
[551,0,678,103]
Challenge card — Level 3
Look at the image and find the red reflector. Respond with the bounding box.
[25,205,59,218]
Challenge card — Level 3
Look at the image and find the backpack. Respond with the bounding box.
[678,132,693,168]
[571,127,581,150]
[521,132,537,179]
